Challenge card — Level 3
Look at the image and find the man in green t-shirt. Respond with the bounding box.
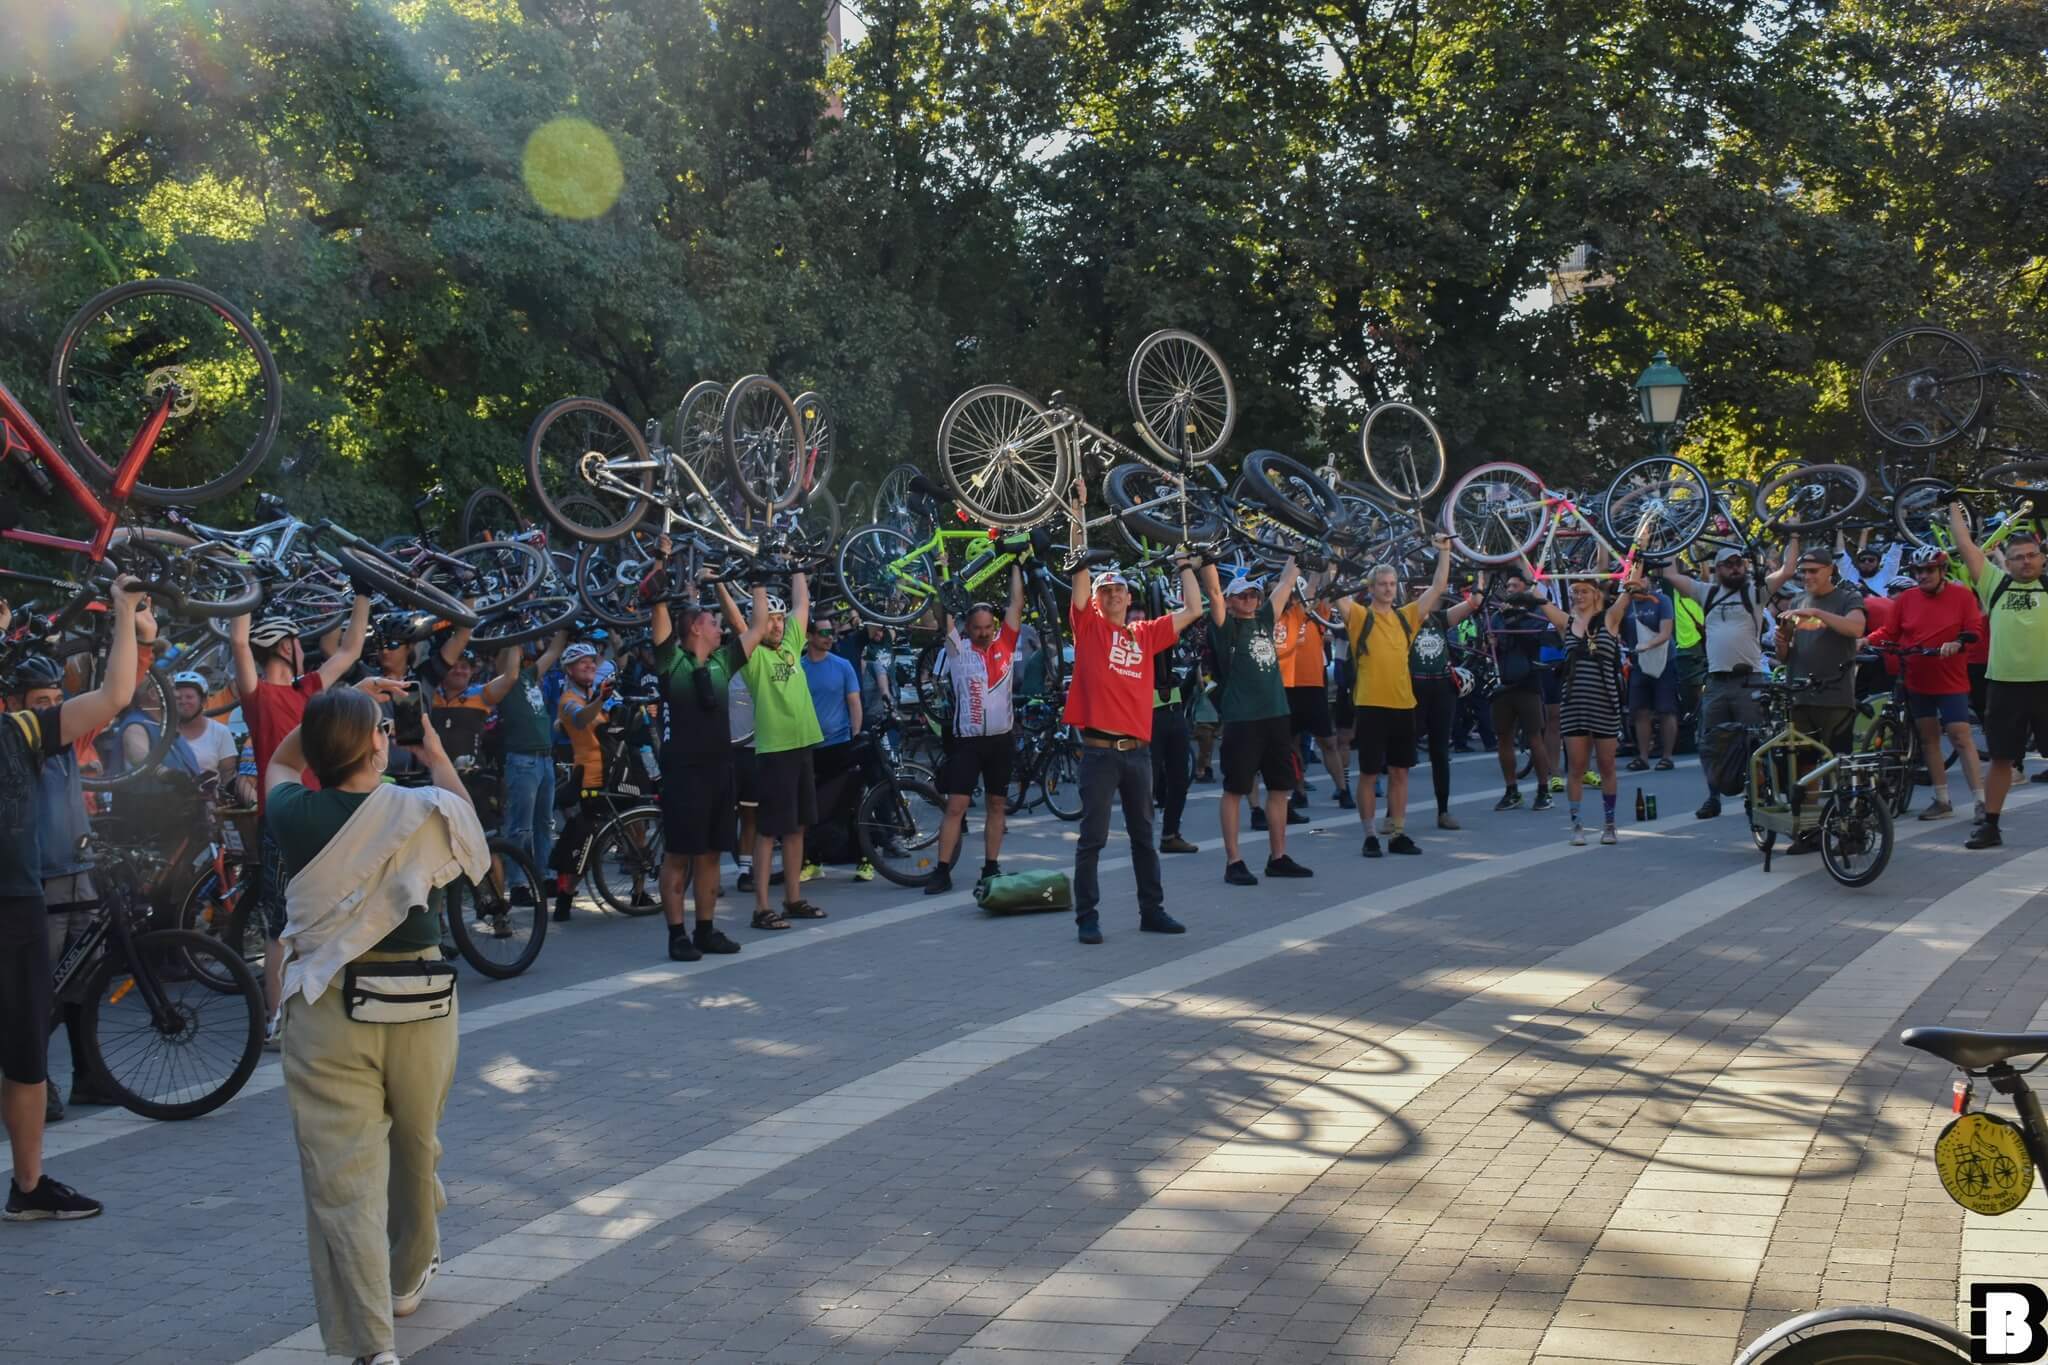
[1207,557,1312,886]
[1952,507,2048,848]
[740,571,827,930]
[482,630,567,906]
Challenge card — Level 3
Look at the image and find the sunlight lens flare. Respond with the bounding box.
[522,117,624,220]
[0,0,128,80]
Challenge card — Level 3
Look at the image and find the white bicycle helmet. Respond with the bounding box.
[1452,665,1476,699]
[247,617,297,648]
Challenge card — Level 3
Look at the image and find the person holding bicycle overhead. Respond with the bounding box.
[0,580,145,1222]
[1063,479,1210,945]
[1658,545,1790,820]
[926,566,1024,897]
[1949,505,2048,848]
[1210,559,1312,886]
[1342,539,1455,857]
[1864,545,1987,822]
[1524,563,1633,845]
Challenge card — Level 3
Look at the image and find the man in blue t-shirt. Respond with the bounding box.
[1623,581,1678,770]
[800,613,869,879]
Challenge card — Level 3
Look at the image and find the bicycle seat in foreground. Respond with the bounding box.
[1903,1025,2048,1070]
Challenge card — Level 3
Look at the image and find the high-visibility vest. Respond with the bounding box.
[1674,592,1704,650]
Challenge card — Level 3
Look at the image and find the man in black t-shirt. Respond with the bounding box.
[1486,571,1555,812]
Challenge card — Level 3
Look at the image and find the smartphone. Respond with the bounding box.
[392,685,426,747]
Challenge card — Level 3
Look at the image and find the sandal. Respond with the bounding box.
[782,900,829,920]
[750,908,791,931]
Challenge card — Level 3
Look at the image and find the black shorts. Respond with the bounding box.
[1539,666,1562,706]
[754,747,818,837]
[1489,687,1543,746]
[1352,704,1418,773]
[732,745,760,808]
[1221,714,1299,795]
[0,896,53,1085]
[660,757,738,856]
[940,732,1016,799]
[1985,680,2048,762]
[1286,685,1334,740]
[1332,664,1357,728]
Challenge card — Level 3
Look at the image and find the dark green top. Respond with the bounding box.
[266,783,440,951]
[495,666,554,754]
[655,639,745,761]
[1409,610,1453,681]
[1215,604,1289,723]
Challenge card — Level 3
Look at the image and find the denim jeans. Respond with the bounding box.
[501,751,555,883]
[1074,744,1163,922]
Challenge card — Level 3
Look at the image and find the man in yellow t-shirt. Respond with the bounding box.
[1342,538,1454,857]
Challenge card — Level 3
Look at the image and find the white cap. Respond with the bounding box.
[1225,575,1262,596]
[1093,569,1128,591]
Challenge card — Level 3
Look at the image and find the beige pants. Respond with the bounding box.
[281,949,458,1359]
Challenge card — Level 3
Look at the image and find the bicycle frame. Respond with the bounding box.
[0,374,181,561]
[1506,488,1657,584]
[587,421,761,559]
[879,528,1039,612]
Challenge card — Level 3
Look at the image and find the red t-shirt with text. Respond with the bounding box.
[245,674,325,809]
[1063,602,1178,741]
[1867,581,1983,694]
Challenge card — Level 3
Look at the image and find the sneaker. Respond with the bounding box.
[352,1355,402,1365]
[1194,768,1215,784]
[693,924,742,955]
[264,1011,285,1051]
[1626,757,1650,772]
[1786,834,1820,855]
[924,864,954,896]
[395,1256,438,1317]
[1225,860,1258,886]
[1387,833,1421,855]
[736,868,754,893]
[628,891,659,912]
[1285,807,1308,825]
[1548,775,1566,793]
[1334,787,1355,809]
[2034,770,2048,785]
[508,884,536,907]
[1376,815,1394,835]
[1139,911,1186,933]
[67,1084,120,1108]
[853,859,875,882]
[1077,914,1104,945]
[1360,835,1382,858]
[1249,808,1268,831]
[1600,822,1618,845]
[800,861,821,882]
[1437,812,1461,831]
[667,926,703,961]
[4,1176,102,1221]
[1654,757,1676,771]
[1583,771,1602,788]
[1966,824,2004,849]
[1289,788,1307,810]
[1531,793,1554,812]
[488,913,514,940]
[1264,854,1312,878]
[1696,797,1722,820]
[1918,801,1954,821]
[1493,790,1523,812]
[1160,834,1199,854]
[1570,823,1587,846]
[1974,800,1987,822]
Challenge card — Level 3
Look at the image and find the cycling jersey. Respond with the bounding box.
[942,622,1019,737]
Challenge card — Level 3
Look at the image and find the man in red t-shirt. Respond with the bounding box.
[231,595,371,1035]
[1865,547,1986,819]
[1064,482,1211,944]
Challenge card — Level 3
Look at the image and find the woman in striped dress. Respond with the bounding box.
[1528,566,1632,845]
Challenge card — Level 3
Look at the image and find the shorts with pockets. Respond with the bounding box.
[1286,685,1333,740]
[1352,704,1419,773]
[1626,665,1679,715]
[661,757,738,856]
[1489,686,1544,747]
[1221,714,1299,796]
[1985,680,2048,762]
[0,896,52,1085]
[940,732,1016,800]
[1906,689,1971,727]
[754,747,818,837]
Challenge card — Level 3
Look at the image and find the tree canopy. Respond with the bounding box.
[2,0,2042,534]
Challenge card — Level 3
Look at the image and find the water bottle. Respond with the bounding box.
[639,745,661,782]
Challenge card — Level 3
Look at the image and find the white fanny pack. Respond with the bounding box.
[342,960,455,1023]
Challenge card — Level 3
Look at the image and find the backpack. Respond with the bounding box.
[1356,604,1414,651]
[1705,721,1755,797]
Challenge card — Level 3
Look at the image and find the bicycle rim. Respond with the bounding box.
[425,540,546,612]
[1044,737,1084,820]
[1890,479,1969,549]
[524,397,651,542]
[1859,325,1984,450]
[83,928,263,1120]
[793,390,833,496]
[593,810,665,914]
[858,778,945,885]
[1127,329,1235,465]
[1754,464,1869,533]
[838,524,934,625]
[1820,794,1892,887]
[446,841,545,978]
[938,385,1069,527]
[459,486,528,545]
[671,379,731,504]
[1737,1324,1968,1364]
[330,543,482,626]
[575,532,661,629]
[1360,401,1445,502]
[471,595,579,651]
[722,375,804,513]
[1443,462,1544,564]
[1604,456,1712,556]
[52,279,282,506]
[1242,450,1341,536]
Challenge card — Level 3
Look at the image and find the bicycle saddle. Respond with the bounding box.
[908,473,949,500]
[1902,1026,2048,1069]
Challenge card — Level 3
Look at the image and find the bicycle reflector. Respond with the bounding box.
[1955,1077,1975,1114]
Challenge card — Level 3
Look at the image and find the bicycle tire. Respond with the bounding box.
[106,527,266,618]
[67,658,177,791]
[1603,455,1713,557]
[855,775,946,886]
[722,375,805,513]
[329,543,482,627]
[1819,791,1893,888]
[1735,1310,1970,1364]
[1754,463,1870,534]
[590,807,665,915]
[470,596,579,651]
[575,533,662,630]
[1041,733,1084,821]
[1442,461,1546,564]
[459,486,529,545]
[80,926,264,1120]
[172,866,254,992]
[937,384,1073,527]
[51,279,282,506]
[1858,715,1917,817]
[787,482,842,562]
[422,540,547,612]
[1241,450,1343,537]
[1983,459,2048,503]
[873,462,924,526]
[1126,329,1236,466]
[1859,325,1986,451]
[793,390,834,496]
[1104,462,1222,547]
[671,379,731,504]
[524,397,652,543]
[445,838,546,979]
[1360,401,1445,503]
[838,524,935,626]
[1890,478,1975,549]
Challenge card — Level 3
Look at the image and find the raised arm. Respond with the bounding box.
[1658,561,1701,600]
[789,571,810,641]
[481,644,522,706]
[1603,590,1632,637]
[1068,479,1091,602]
[1268,556,1298,615]
[264,725,308,798]
[1005,563,1024,632]
[437,619,475,670]
[533,628,569,679]
[59,578,143,745]
[1173,561,1213,635]
[1765,535,1800,595]
[230,610,261,700]
[1950,503,1989,584]
[1413,535,1455,617]
[316,592,374,688]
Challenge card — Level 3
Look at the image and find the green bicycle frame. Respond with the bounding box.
[881,527,1032,610]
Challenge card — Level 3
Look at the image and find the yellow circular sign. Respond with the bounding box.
[1934,1111,2035,1215]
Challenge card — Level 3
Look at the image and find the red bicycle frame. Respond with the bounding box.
[0,373,178,561]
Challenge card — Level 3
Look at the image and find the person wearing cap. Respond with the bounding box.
[233,594,373,1045]
[1865,546,1987,822]
[545,642,616,922]
[1776,540,1867,842]
[1341,537,1456,857]
[1063,479,1211,945]
[1949,504,2048,848]
[1208,561,1313,885]
[1658,547,1789,818]
[171,670,238,787]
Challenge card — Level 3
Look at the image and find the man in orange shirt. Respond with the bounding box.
[1277,571,1350,810]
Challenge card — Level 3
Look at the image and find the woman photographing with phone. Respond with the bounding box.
[264,679,489,1365]
[1522,560,1634,847]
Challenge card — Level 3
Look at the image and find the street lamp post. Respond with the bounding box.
[1635,350,1689,456]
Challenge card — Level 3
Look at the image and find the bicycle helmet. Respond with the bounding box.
[1884,575,1918,596]
[1452,665,1476,699]
[9,654,64,694]
[171,670,211,693]
[561,642,599,666]
[247,616,297,648]
[1905,545,1950,571]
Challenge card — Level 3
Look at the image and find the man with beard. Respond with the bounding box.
[1659,546,1794,819]
[1951,506,2048,848]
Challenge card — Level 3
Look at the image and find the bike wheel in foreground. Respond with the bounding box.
[1126,328,1236,466]
[591,808,666,915]
[937,384,1071,527]
[1819,791,1893,888]
[856,776,947,886]
[81,928,264,1120]
[1734,1307,1970,1364]
[444,839,547,978]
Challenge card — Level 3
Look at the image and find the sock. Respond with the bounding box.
[1602,792,1617,821]
[1570,801,1582,824]
[693,920,714,942]
[1390,819,1404,834]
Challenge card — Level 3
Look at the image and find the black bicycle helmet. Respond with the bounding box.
[10,653,64,693]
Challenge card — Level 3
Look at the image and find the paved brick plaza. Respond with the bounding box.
[7,755,2044,1365]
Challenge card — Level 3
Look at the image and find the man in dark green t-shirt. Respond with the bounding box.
[1206,556,1312,886]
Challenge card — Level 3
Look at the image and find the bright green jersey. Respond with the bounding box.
[742,639,824,753]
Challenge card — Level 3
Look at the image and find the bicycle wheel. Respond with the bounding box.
[459,486,529,545]
[1984,460,2048,502]
[422,540,547,612]
[793,390,834,496]
[81,927,263,1120]
[171,867,253,991]
[525,397,652,543]
[1241,450,1343,537]
[1819,790,1893,887]
[71,659,176,790]
[1754,463,1870,534]
[787,483,842,563]
[1859,325,1986,450]
[1104,463,1219,549]
[1442,461,1546,564]
[1858,715,1917,817]
[1890,478,1973,549]
[1603,455,1713,557]
[106,527,265,619]
[444,838,546,979]
[838,524,936,626]
[1041,733,1084,821]
[1736,1313,1970,1364]
[855,776,946,886]
[1360,401,1445,503]
[265,560,355,638]
[1127,329,1236,466]
[329,543,482,627]
[937,384,1072,527]
[670,379,731,503]
[590,808,664,915]
[722,375,805,513]
[575,529,665,629]
[471,595,579,651]
[51,279,282,506]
